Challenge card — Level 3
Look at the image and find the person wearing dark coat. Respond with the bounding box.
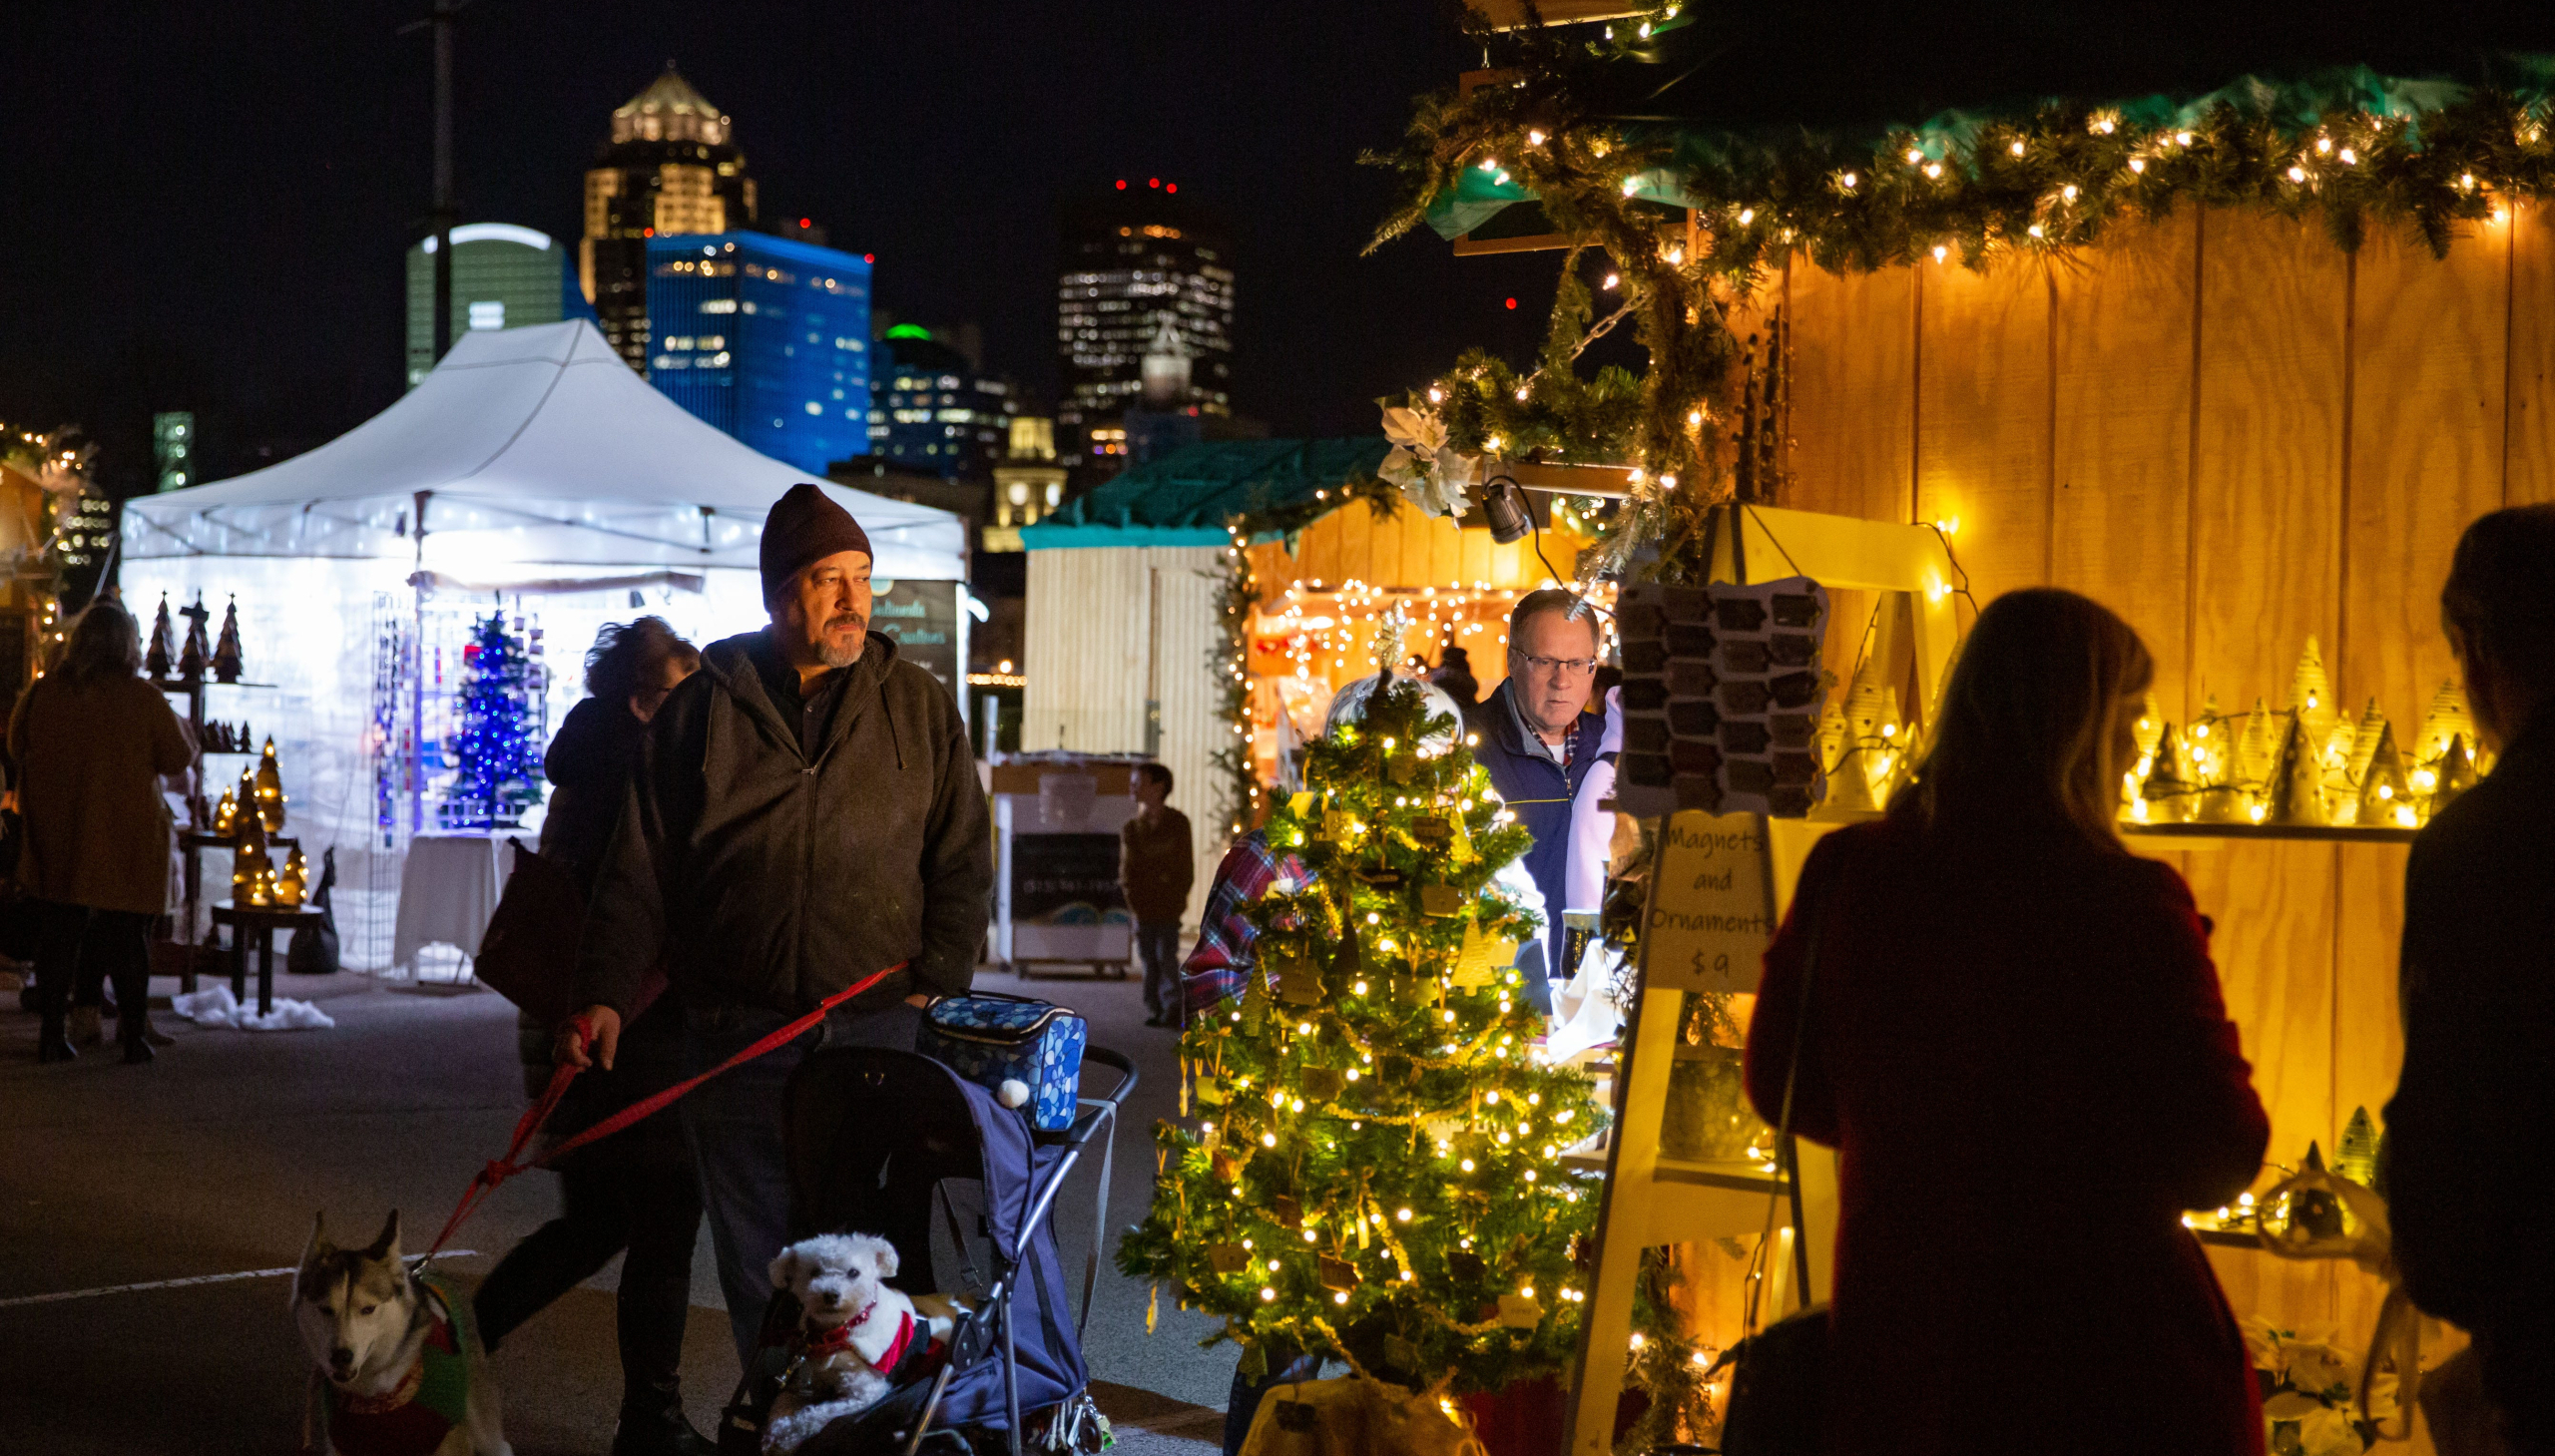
[8,600,193,1065]
[1462,590,1603,1010]
[2383,504,2555,1452]
[473,618,711,1456]
[1429,646,1480,707]
[561,483,995,1367]
[1746,589,2269,1456]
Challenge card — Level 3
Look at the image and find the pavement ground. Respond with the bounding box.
[0,959,1233,1454]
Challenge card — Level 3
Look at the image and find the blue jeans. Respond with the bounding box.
[1136,921,1183,1020]
[680,998,925,1366]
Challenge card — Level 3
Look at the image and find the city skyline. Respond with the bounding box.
[16,3,2555,497]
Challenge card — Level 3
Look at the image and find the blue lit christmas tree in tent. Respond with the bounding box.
[442,612,546,828]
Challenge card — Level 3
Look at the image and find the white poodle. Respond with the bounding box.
[761,1233,962,1453]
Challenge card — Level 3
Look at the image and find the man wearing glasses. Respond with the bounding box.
[1464,588,1607,1011]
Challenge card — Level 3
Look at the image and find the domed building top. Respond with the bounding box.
[611,64,729,147]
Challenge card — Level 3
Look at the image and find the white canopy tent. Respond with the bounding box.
[123,320,965,963]
[124,318,963,579]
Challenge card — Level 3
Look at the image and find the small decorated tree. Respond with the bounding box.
[442,612,545,829]
[1119,660,1611,1397]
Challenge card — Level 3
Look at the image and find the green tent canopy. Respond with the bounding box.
[1019,438,1390,550]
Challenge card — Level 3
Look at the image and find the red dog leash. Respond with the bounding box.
[422,963,907,1260]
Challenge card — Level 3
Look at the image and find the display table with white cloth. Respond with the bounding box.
[391,833,512,975]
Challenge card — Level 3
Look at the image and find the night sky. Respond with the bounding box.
[8,1,2555,497]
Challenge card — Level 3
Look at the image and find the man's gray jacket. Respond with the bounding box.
[574,628,992,1018]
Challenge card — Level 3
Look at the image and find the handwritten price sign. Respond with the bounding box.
[1643,810,1778,995]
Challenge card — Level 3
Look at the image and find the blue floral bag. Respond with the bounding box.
[916,993,1088,1133]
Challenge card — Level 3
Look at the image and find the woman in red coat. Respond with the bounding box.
[1745,588,2270,1455]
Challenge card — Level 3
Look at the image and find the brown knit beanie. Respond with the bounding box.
[761,483,874,602]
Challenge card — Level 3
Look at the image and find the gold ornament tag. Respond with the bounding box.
[1497,1292,1544,1328]
[1384,1333,1422,1370]
[1300,1067,1344,1102]
[1195,1076,1227,1107]
[1452,923,1508,988]
[1410,815,1452,848]
[1208,1243,1250,1274]
[1317,1254,1360,1292]
[1278,962,1324,1008]
[1289,791,1315,817]
[1273,1194,1304,1228]
[1321,809,1355,841]
[1420,883,1464,917]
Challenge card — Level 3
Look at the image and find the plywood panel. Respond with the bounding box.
[1786,258,1916,523]
[1146,546,1234,924]
[2186,845,2337,1175]
[2052,213,2200,722]
[2345,223,2509,734]
[2332,839,2409,1346]
[2331,842,2407,1156]
[1022,547,1151,753]
[2512,199,2555,506]
[1461,524,1494,587]
[2191,209,2346,717]
[1787,258,1922,689]
[1915,253,2054,611]
[1367,501,1406,588]
[1428,514,1465,590]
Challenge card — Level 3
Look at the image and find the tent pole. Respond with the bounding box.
[412,491,431,837]
[428,0,458,366]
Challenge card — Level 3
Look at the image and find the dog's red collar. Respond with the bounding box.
[803,1302,915,1371]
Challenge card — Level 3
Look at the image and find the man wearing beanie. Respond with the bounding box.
[561,481,993,1366]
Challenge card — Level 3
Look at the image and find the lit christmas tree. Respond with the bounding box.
[442,612,545,829]
[1119,649,1611,1396]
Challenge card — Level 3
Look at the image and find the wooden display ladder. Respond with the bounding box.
[1564,504,1961,1453]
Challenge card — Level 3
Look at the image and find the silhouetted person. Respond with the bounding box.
[2384,503,2555,1453]
[476,618,710,1456]
[1120,761,1193,1027]
[1748,589,2268,1454]
[9,601,191,1065]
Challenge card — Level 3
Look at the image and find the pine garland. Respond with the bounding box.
[1367,8,2555,572]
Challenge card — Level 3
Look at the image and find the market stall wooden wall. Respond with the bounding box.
[1021,543,1227,929]
[1761,201,2555,1339]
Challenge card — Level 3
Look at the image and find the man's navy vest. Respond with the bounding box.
[1464,679,1604,1008]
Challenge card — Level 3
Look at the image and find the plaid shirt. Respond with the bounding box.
[1179,829,1309,1015]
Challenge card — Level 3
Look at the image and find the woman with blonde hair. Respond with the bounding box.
[1744,588,2270,1454]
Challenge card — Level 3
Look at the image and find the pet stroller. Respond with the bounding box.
[719,1042,1137,1456]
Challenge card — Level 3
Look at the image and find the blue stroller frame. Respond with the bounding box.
[720,1043,1136,1455]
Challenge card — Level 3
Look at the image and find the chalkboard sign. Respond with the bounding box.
[1642,809,1778,995]
[869,580,958,695]
[1009,831,1127,923]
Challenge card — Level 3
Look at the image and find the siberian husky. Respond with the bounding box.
[293,1211,509,1456]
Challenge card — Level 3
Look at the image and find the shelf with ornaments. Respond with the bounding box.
[2115,639,2484,846]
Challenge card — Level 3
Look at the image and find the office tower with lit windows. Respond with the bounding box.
[403,223,571,386]
[866,326,1020,478]
[1056,185,1235,467]
[643,232,870,474]
[582,67,758,372]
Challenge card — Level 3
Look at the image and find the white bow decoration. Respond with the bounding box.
[1378,404,1482,519]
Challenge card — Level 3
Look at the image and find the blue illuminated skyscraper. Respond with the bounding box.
[643,232,871,473]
